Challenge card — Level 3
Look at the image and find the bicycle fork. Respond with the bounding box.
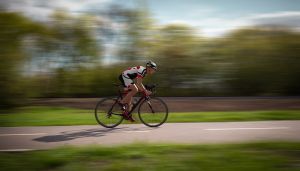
[146,98,155,113]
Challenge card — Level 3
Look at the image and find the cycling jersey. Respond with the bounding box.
[123,66,147,79]
[119,66,147,87]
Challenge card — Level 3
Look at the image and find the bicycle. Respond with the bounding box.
[95,84,169,128]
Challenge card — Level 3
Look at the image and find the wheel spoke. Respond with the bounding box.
[95,98,124,128]
[138,97,168,127]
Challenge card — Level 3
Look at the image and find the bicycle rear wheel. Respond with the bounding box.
[138,97,168,127]
[95,97,124,128]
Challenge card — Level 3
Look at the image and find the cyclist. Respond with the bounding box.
[118,61,157,121]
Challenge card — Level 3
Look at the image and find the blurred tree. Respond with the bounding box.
[218,28,300,95]
[0,12,47,109]
[41,9,100,70]
[107,4,156,61]
[24,10,101,97]
[2,8,300,102]
[154,24,204,90]
[0,10,102,108]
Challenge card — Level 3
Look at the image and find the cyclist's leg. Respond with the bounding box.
[119,76,137,122]
[121,84,138,110]
[121,84,137,122]
[119,75,138,108]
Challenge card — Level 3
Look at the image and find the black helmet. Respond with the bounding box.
[146,61,157,70]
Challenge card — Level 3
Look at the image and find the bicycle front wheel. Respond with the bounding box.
[138,97,169,127]
[95,97,124,128]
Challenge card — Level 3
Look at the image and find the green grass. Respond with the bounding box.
[168,110,300,122]
[0,106,96,127]
[0,142,300,171]
[0,106,299,127]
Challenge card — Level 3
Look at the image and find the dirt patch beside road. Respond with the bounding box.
[30,97,300,112]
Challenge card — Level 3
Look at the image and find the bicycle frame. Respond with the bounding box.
[118,93,148,116]
[95,83,168,128]
[111,84,155,117]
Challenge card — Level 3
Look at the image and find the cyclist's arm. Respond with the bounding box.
[136,77,152,96]
[136,77,146,92]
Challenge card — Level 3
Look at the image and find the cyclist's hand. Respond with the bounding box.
[143,90,151,96]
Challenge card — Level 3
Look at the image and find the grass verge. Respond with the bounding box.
[0,142,300,171]
[0,106,299,127]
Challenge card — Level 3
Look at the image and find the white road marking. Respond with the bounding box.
[123,130,150,133]
[204,127,289,131]
[0,133,47,136]
[0,149,35,152]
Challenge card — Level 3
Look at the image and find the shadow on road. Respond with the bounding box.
[33,126,156,143]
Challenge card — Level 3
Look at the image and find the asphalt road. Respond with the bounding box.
[0,121,299,151]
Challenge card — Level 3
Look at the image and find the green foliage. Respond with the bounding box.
[49,10,100,67]
[153,24,207,89]
[1,9,300,110]
[218,28,300,95]
[0,11,100,108]
[0,12,47,108]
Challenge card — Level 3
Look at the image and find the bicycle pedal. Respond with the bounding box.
[118,102,126,111]
[122,112,134,121]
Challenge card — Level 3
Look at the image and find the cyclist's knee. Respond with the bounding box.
[130,85,138,94]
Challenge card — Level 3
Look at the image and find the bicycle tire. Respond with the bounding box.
[95,97,124,128]
[138,97,168,127]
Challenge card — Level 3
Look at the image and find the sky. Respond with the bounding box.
[146,0,300,36]
[2,0,300,37]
